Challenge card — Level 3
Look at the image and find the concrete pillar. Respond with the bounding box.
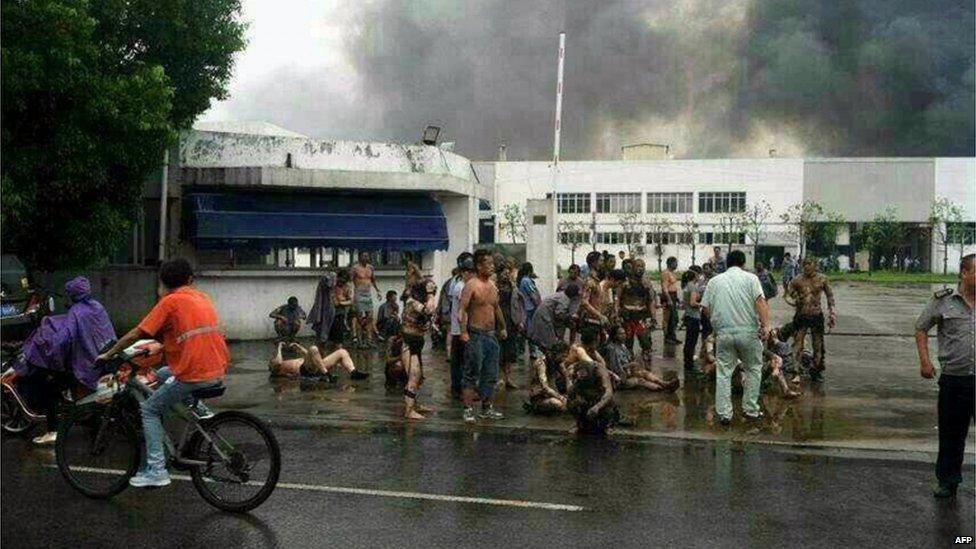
[438,194,477,282]
[526,198,556,293]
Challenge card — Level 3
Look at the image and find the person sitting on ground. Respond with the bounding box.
[762,328,802,399]
[604,325,679,392]
[384,332,407,387]
[524,342,571,415]
[376,290,401,341]
[567,360,620,435]
[269,296,306,340]
[267,341,369,381]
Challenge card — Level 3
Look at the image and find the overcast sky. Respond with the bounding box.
[202,0,975,161]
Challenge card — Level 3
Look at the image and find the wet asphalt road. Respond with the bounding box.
[2,425,973,548]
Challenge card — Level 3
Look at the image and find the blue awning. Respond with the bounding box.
[183,192,449,251]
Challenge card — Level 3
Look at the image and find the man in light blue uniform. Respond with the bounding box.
[701,250,771,425]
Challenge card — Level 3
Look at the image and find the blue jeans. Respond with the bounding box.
[462,329,500,401]
[139,367,221,474]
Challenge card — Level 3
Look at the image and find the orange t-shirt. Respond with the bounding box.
[137,286,229,382]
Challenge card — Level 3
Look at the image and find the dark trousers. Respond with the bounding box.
[449,335,465,395]
[937,375,975,487]
[682,317,701,370]
[19,370,73,431]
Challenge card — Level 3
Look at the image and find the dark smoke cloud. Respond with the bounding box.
[223,0,974,160]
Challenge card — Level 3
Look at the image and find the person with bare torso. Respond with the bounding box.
[458,250,508,423]
[401,279,439,419]
[580,262,624,345]
[784,258,836,379]
[661,256,681,345]
[617,259,657,363]
[350,252,381,347]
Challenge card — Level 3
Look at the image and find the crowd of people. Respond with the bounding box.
[268,245,845,434]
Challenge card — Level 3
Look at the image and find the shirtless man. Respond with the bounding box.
[784,257,836,380]
[616,259,657,363]
[402,253,423,303]
[580,260,623,345]
[524,342,571,415]
[401,280,439,419]
[330,270,354,349]
[351,252,381,348]
[267,341,368,380]
[661,256,681,345]
[458,249,508,423]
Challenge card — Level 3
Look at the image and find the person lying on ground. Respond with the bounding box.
[762,329,802,399]
[267,341,368,381]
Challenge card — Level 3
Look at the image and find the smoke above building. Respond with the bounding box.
[221,0,974,160]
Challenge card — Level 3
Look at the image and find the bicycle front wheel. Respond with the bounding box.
[56,405,140,499]
[187,411,280,513]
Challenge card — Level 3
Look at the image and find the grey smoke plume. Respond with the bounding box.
[229,0,975,160]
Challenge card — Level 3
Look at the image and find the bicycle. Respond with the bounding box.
[54,342,281,513]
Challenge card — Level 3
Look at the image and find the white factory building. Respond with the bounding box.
[476,154,975,290]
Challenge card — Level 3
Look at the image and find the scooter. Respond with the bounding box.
[0,340,162,436]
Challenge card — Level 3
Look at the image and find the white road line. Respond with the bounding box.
[51,465,584,512]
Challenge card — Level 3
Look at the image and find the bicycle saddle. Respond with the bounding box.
[191,384,226,400]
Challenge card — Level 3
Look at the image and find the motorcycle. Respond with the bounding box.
[1,340,162,436]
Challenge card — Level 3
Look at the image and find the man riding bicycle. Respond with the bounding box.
[97,258,229,488]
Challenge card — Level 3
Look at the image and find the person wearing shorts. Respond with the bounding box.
[351,252,381,347]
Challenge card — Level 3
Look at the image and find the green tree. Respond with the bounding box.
[678,215,700,266]
[1,0,246,272]
[780,200,827,259]
[501,203,527,243]
[738,200,772,266]
[930,197,964,274]
[857,206,905,270]
[715,212,744,254]
[557,219,590,265]
[644,216,673,272]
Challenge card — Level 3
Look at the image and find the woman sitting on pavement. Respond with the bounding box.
[567,360,620,435]
[524,342,571,415]
[604,325,679,392]
[267,341,368,381]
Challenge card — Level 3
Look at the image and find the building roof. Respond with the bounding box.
[191,120,309,139]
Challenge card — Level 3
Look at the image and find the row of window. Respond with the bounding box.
[556,192,746,214]
[562,232,748,246]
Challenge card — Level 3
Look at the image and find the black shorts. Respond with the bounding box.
[329,314,348,344]
[793,313,825,334]
[403,333,426,356]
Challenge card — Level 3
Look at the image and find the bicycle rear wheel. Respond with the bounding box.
[56,405,140,499]
[187,411,280,513]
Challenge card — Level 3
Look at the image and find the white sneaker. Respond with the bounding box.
[129,470,172,488]
[32,431,57,445]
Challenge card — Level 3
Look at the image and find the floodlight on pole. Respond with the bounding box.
[422,125,441,145]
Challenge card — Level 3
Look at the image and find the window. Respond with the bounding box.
[699,232,745,245]
[647,193,693,214]
[699,192,746,213]
[557,193,591,214]
[559,232,591,245]
[647,232,694,245]
[948,222,976,245]
[596,193,641,214]
[596,232,625,244]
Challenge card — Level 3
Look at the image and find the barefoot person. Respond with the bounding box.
[351,252,381,347]
[401,280,438,420]
[661,256,681,345]
[330,269,354,350]
[761,330,802,399]
[268,341,368,381]
[617,259,657,364]
[524,342,571,415]
[496,259,525,389]
[567,360,619,435]
[458,249,508,423]
[604,326,678,391]
[784,257,836,381]
[915,254,975,499]
[384,333,407,387]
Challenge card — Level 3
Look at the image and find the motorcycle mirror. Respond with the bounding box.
[48,296,55,312]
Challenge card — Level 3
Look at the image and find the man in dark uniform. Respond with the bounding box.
[915,253,975,499]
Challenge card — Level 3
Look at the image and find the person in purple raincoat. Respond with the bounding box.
[14,276,116,445]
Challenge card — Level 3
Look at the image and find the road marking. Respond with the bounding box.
[52,465,584,512]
